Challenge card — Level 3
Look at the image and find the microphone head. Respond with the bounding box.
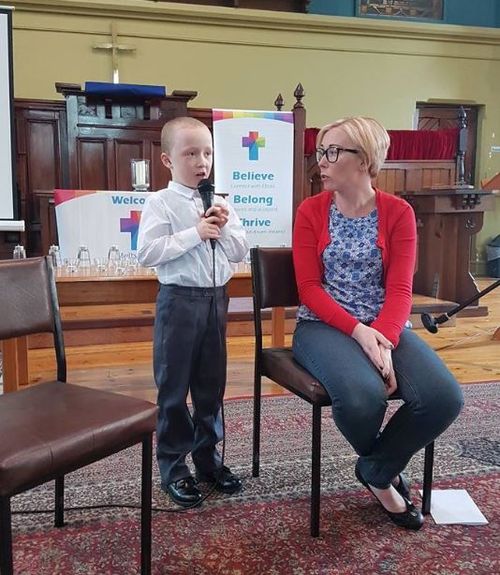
[421,313,438,334]
[197,178,214,194]
[197,178,214,214]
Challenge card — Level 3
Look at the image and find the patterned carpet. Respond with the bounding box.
[10,382,500,574]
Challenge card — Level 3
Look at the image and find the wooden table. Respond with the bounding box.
[54,268,252,305]
[2,268,287,393]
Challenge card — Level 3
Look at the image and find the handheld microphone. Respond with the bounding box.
[197,178,216,250]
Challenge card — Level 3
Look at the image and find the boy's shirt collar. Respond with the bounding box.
[169,180,197,198]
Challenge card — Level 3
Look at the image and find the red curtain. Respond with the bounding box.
[304,127,458,160]
[304,128,320,156]
[386,129,458,160]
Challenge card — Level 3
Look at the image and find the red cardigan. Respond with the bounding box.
[292,189,417,346]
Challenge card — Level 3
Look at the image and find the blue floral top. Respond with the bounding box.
[297,202,385,324]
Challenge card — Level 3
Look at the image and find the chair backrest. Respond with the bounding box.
[0,256,67,381]
[251,247,299,351]
[251,247,299,310]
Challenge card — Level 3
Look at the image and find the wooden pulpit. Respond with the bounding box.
[55,83,199,192]
[400,186,495,306]
[33,83,207,253]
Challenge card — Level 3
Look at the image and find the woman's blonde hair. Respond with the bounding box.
[316,117,390,178]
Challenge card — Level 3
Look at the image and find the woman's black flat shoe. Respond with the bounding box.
[392,472,411,500]
[384,497,424,530]
[355,465,424,531]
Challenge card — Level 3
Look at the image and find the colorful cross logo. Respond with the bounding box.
[242,131,266,161]
[120,210,142,250]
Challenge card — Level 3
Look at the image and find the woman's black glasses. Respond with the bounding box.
[316,146,359,164]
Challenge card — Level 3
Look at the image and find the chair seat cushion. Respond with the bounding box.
[262,348,331,405]
[0,382,157,496]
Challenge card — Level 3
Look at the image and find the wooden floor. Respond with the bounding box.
[26,279,500,402]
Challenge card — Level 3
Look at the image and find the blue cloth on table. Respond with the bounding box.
[84,82,166,98]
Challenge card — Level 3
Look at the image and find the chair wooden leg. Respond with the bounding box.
[55,476,65,527]
[310,404,322,537]
[252,374,262,478]
[141,434,153,575]
[0,497,13,575]
[422,441,435,515]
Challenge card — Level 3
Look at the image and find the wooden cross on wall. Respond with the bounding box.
[93,22,136,83]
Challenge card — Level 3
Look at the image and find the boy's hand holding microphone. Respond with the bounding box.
[197,204,229,242]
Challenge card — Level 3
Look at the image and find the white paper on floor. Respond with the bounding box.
[420,489,488,525]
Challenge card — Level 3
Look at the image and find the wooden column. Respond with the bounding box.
[1,337,29,392]
[37,190,57,255]
[271,307,286,347]
[292,84,306,216]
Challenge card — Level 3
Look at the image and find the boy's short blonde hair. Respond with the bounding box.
[316,117,390,178]
[160,116,210,153]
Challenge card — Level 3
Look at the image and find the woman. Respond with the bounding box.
[292,117,463,530]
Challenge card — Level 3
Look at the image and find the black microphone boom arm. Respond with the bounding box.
[421,278,500,333]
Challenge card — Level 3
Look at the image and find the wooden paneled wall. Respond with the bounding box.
[306,155,456,197]
[375,161,456,194]
[4,88,305,258]
[0,96,213,259]
[0,100,67,259]
[61,87,198,193]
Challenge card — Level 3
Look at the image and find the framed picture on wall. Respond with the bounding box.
[357,1,444,21]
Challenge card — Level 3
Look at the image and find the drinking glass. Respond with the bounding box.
[77,245,92,269]
[131,159,150,192]
[48,245,62,267]
[13,245,26,259]
[64,258,79,273]
[107,245,120,269]
[94,257,107,274]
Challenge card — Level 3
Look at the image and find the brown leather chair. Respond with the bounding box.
[0,257,157,575]
[250,247,434,537]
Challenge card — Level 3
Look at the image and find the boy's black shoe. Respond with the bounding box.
[196,465,242,494]
[165,477,202,507]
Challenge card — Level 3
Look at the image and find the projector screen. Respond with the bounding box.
[0,7,18,223]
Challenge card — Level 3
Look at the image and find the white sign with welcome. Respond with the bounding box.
[213,109,294,247]
[55,189,151,260]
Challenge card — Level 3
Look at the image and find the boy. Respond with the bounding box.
[137,117,249,506]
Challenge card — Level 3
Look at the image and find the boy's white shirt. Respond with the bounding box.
[137,181,249,287]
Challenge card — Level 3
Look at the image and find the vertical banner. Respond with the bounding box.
[213,110,294,247]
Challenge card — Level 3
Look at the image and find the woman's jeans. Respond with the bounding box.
[293,321,464,489]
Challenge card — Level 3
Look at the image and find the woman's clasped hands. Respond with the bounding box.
[351,323,397,395]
